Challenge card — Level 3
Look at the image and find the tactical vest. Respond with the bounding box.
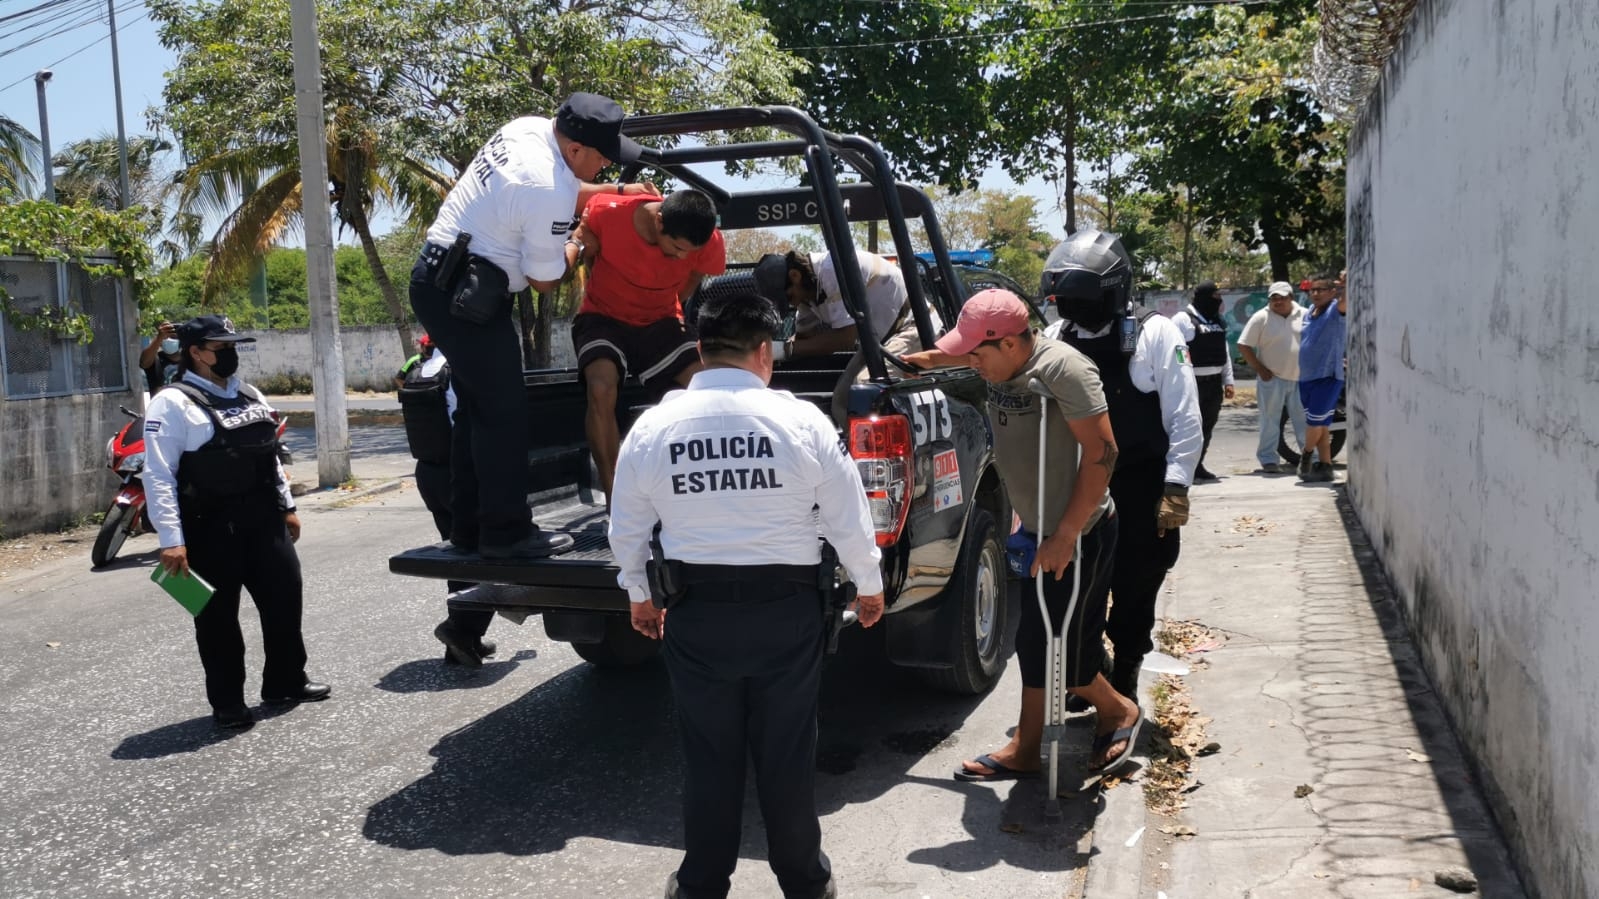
[1184,304,1230,369]
[165,381,283,516]
[1061,306,1169,469]
[398,361,452,464]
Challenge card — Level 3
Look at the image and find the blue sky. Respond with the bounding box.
[0,2,1072,244]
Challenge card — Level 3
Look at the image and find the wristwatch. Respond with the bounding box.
[564,238,586,258]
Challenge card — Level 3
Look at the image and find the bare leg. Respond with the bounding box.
[1305,425,1332,464]
[583,358,623,498]
[959,673,1139,775]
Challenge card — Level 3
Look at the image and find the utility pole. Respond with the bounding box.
[33,71,53,202]
[105,0,130,210]
[289,0,350,487]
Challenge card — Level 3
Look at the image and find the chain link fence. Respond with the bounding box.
[1313,0,1421,119]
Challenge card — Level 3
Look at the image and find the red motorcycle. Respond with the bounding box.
[91,405,293,568]
[92,406,150,568]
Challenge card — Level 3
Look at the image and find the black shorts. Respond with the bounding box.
[571,313,699,387]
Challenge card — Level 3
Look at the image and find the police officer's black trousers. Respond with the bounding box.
[1195,373,1225,465]
[408,259,532,550]
[415,460,492,639]
[1105,458,1182,667]
[662,576,832,899]
[185,512,307,709]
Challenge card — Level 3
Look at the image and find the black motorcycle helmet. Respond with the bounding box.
[1041,230,1133,332]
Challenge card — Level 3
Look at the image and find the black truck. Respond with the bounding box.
[389,107,1013,694]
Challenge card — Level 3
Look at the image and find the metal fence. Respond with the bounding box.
[0,256,128,400]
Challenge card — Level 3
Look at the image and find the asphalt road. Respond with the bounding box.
[0,488,1105,898]
[0,404,1302,899]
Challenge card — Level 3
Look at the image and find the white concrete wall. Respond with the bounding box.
[1346,2,1599,895]
[234,322,578,391]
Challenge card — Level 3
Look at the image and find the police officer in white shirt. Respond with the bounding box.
[1170,281,1235,481]
[143,316,328,730]
[396,343,499,667]
[410,92,659,560]
[1042,230,1202,701]
[609,293,883,899]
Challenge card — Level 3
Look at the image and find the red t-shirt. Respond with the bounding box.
[578,194,726,326]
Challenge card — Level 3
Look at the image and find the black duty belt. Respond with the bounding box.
[680,562,819,586]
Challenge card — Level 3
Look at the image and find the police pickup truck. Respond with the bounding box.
[389,107,1013,694]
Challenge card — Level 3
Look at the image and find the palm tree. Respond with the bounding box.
[49,134,203,266]
[1,114,40,202]
[177,104,452,354]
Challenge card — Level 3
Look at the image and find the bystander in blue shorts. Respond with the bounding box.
[1299,377,1342,427]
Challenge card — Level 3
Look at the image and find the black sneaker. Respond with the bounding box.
[1311,461,1336,482]
[213,704,254,730]
[1194,466,1220,482]
[435,620,488,669]
[1298,454,1314,479]
[480,531,575,559]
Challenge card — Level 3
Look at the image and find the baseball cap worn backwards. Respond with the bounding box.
[936,288,1032,356]
[177,315,255,349]
[1268,281,1294,298]
[556,93,643,165]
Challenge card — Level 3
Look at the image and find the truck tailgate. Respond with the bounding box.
[388,492,619,590]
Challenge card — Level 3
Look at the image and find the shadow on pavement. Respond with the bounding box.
[111,714,248,759]
[362,587,1099,881]
[89,547,160,573]
[374,650,538,693]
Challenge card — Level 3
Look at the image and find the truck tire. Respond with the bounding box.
[571,614,661,667]
[917,506,1008,695]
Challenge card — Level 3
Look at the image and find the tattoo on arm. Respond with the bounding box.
[1094,439,1119,478]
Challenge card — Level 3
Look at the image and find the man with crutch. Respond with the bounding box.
[905,289,1142,779]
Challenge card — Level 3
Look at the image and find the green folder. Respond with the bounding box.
[151,567,216,616]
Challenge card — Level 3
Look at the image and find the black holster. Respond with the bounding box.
[820,542,856,655]
[646,536,684,610]
[433,232,472,292]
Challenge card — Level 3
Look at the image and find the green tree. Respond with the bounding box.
[1131,2,1344,279]
[0,114,38,202]
[747,0,992,186]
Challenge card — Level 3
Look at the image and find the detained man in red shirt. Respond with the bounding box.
[569,188,726,498]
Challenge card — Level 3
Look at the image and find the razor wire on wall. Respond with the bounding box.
[1313,0,1420,118]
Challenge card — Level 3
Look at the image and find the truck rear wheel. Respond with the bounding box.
[917,506,1008,695]
[571,614,661,667]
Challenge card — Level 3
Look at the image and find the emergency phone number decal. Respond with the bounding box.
[932,449,963,511]
[907,389,953,447]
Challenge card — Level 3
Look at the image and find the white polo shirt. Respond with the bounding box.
[1238,304,1306,381]
[425,117,580,292]
[609,367,884,603]
[808,250,910,339]
[1043,315,1204,487]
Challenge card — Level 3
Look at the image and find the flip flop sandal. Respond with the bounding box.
[954,753,1040,782]
[1091,708,1145,775]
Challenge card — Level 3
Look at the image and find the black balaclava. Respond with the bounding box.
[1193,282,1223,320]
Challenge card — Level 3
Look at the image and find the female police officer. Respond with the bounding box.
[143,315,329,729]
[609,293,883,899]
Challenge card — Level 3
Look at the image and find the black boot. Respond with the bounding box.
[1110,657,1143,701]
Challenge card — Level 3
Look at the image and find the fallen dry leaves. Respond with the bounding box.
[1232,514,1276,536]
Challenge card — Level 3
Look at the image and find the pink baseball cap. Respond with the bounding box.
[936,288,1032,355]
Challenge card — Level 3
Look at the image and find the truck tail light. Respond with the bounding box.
[848,414,913,547]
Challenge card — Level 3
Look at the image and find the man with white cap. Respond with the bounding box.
[1238,281,1308,474]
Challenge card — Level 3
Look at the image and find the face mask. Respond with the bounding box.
[1059,295,1117,333]
[160,338,180,355]
[1195,296,1223,320]
[209,347,240,377]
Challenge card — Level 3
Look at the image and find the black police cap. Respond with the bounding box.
[555,93,643,165]
[177,314,256,349]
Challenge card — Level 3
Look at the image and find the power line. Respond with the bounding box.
[0,8,148,95]
[784,1,1279,52]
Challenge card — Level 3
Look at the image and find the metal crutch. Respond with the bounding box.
[1030,377,1083,818]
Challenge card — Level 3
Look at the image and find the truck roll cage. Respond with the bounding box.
[616,106,961,383]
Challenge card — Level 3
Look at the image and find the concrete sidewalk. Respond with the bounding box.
[1085,410,1526,898]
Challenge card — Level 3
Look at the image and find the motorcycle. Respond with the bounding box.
[1277,382,1348,467]
[90,405,294,569]
[92,406,150,568]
